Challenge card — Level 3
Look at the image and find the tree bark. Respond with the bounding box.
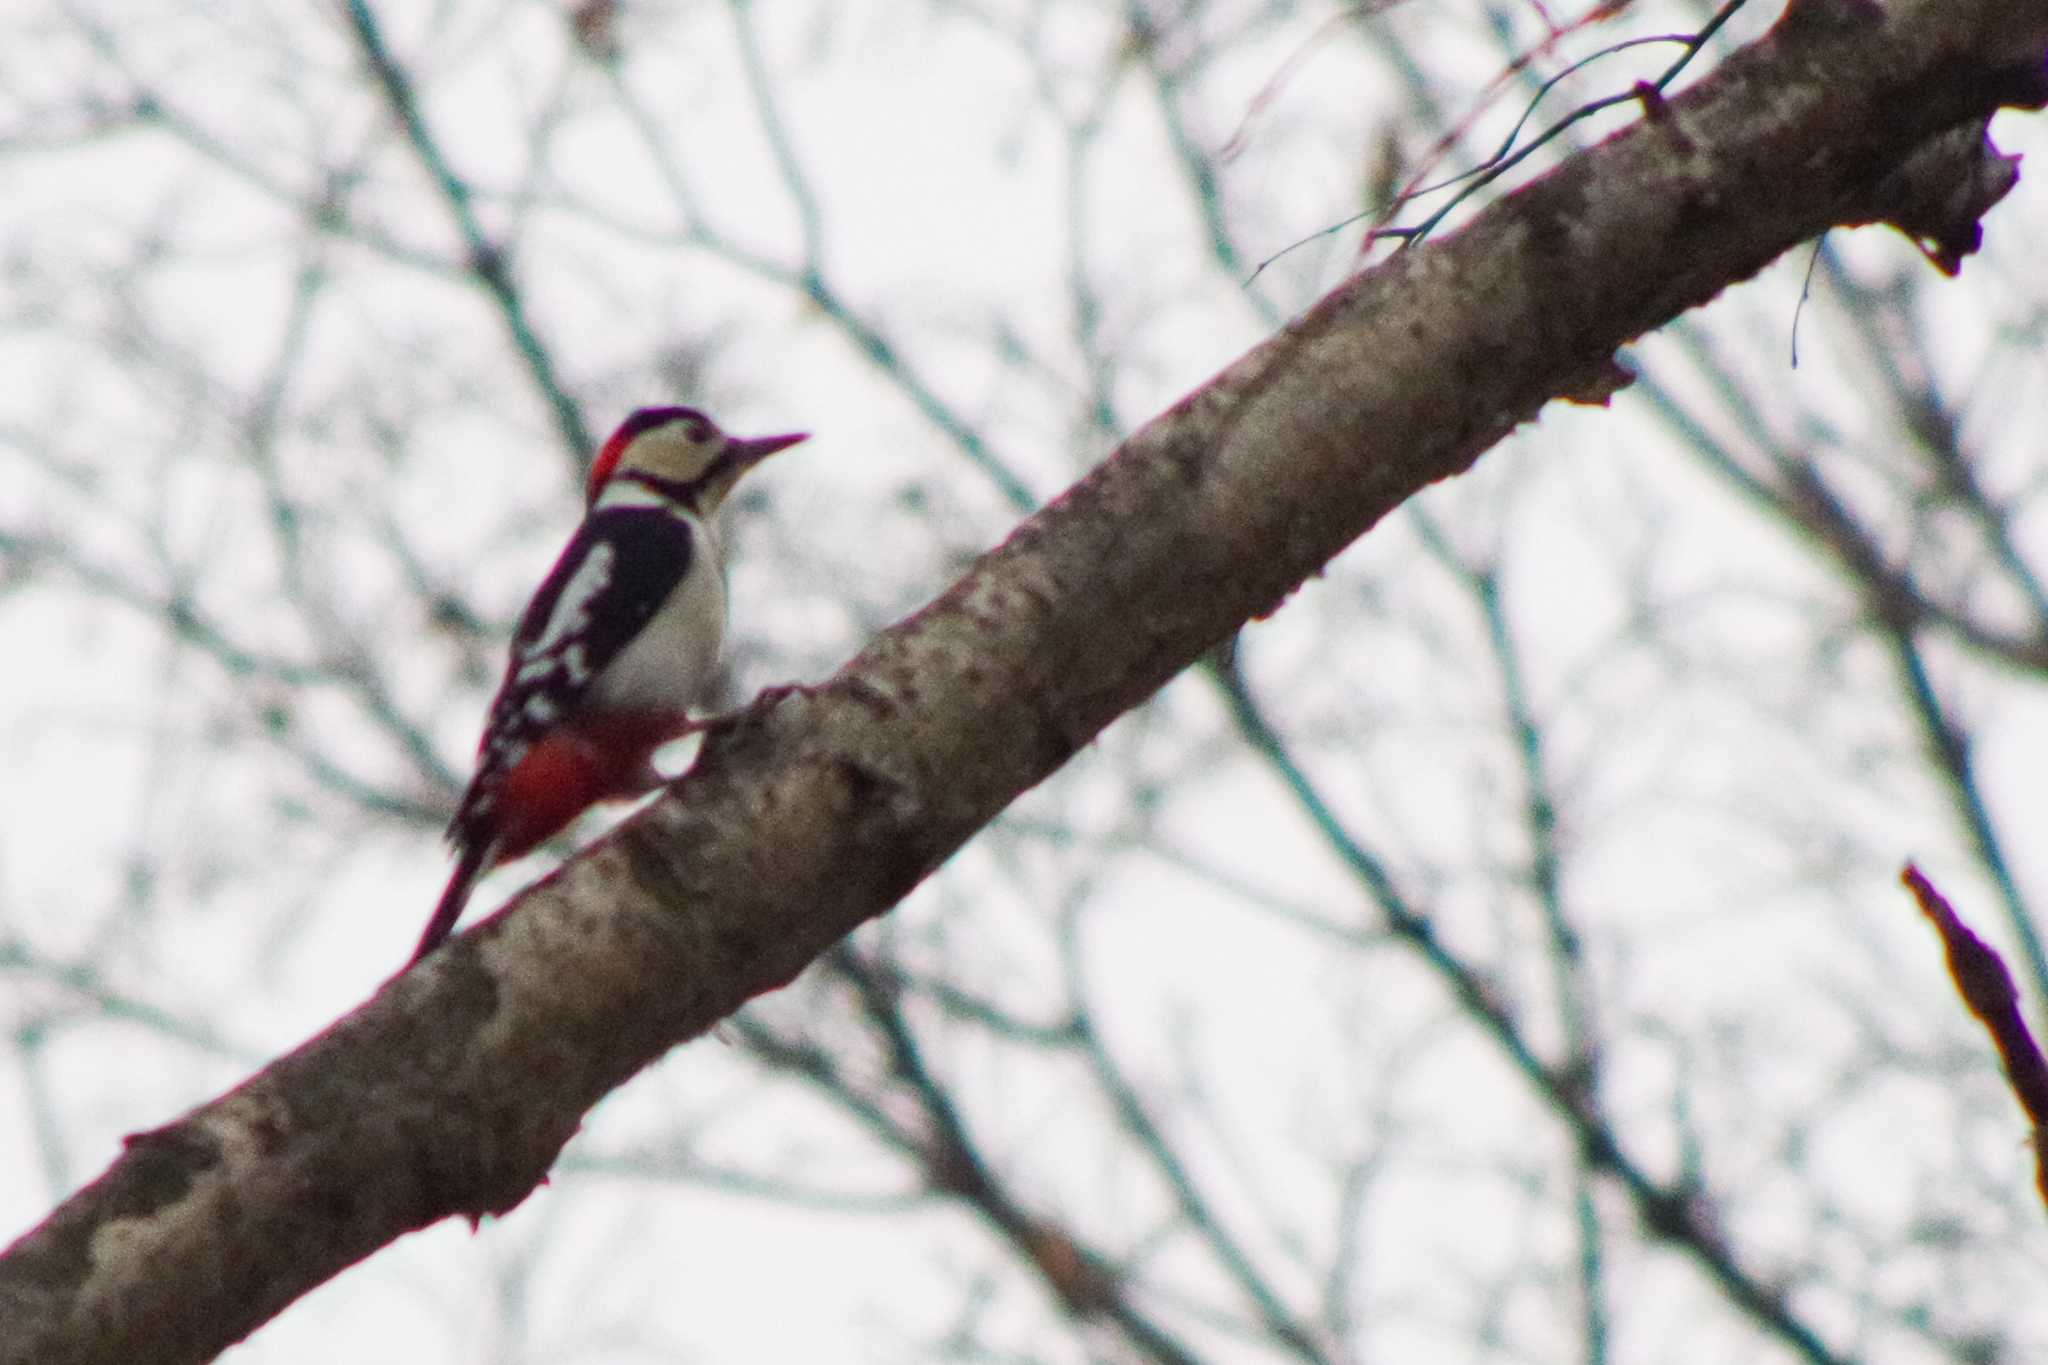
[2,1,2041,1359]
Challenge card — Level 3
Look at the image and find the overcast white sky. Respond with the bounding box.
[4,1,2047,1361]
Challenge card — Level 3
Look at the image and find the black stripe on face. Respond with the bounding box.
[618,470,711,507]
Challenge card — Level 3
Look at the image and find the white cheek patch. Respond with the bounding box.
[595,479,687,511]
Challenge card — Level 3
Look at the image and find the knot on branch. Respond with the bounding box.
[1855,121,2020,275]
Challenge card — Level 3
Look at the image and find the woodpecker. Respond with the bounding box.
[409,405,808,965]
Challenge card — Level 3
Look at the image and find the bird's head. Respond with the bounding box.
[588,406,809,512]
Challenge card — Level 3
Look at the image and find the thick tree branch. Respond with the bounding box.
[3,1,2042,1359]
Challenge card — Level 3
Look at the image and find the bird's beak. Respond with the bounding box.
[727,431,809,472]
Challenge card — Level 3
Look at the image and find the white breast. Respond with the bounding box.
[587,512,728,714]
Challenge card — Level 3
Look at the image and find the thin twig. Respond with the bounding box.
[1900,863,2048,1214]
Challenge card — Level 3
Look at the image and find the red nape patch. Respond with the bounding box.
[586,429,630,506]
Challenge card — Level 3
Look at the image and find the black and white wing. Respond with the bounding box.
[450,504,699,845]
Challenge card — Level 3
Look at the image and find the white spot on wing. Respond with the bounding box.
[522,543,615,662]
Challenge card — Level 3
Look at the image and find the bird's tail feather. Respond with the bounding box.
[409,843,491,967]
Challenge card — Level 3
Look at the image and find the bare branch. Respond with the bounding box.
[1,0,2043,1357]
